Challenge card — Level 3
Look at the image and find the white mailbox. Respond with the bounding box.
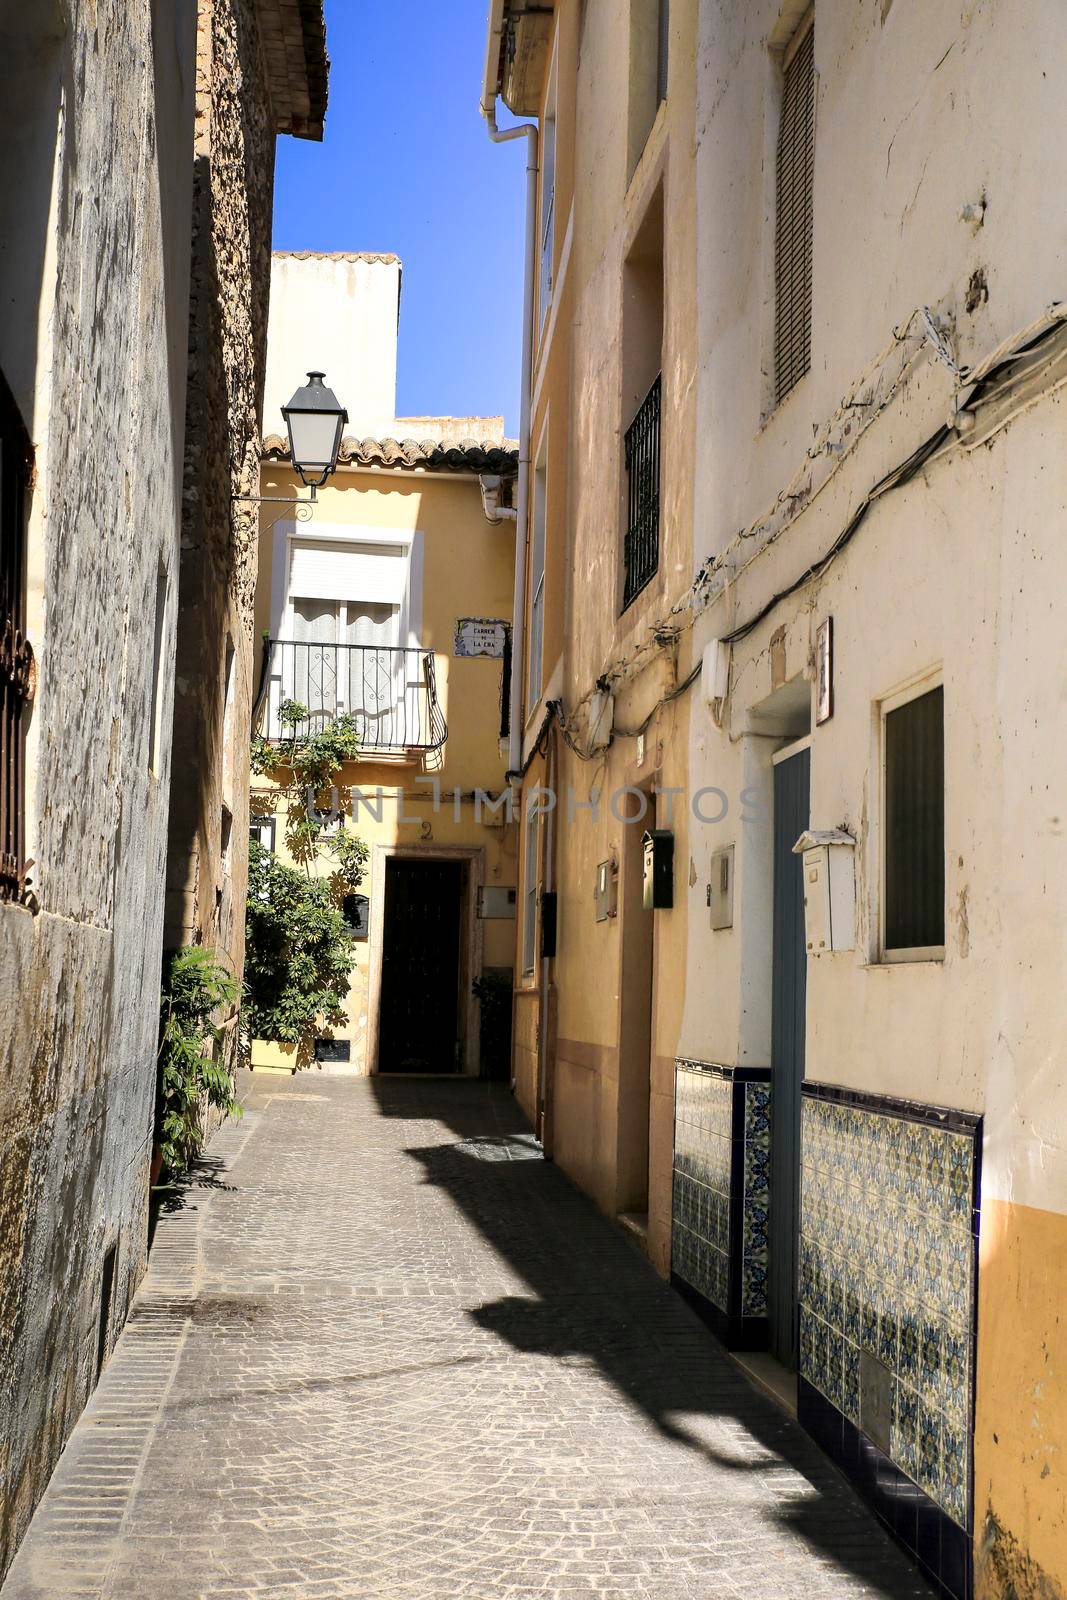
[792,829,856,954]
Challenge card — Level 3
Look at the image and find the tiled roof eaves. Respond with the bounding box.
[272,250,400,266]
[261,434,519,475]
[257,0,329,140]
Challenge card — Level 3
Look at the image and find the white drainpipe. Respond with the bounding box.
[481,97,538,779]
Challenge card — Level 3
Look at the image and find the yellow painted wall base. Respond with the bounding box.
[974,1196,1067,1599]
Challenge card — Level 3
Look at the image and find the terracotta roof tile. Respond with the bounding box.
[271,250,400,266]
[261,434,519,475]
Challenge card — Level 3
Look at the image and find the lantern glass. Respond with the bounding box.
[282,372,348,489]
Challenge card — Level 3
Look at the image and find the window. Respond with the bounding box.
[657,0,670,103]
[249,816,276,853]
[774,12,815,406]
[623,374,661,607]
[627,0,670,178]
[522,802,540,976]
[882,683,944,960]
[621,185,663,610]
[148,569,169,776]
[539,72,556,328]
[527,443,547,709]
[220,633,235,797]
[0,366,32,902]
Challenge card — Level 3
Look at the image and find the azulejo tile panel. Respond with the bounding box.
[672,1061,772,1329]
[741,1082,771,1316]
[672,1063,734,1314]
[797,1085,980,1532]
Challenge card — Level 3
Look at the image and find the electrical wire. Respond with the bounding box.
[508,302,1067,771]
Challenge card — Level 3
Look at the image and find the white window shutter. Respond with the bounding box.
[288,540,408,604]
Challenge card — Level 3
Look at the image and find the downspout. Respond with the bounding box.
[481,96,538,778]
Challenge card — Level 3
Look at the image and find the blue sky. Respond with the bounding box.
[272,0,527,436]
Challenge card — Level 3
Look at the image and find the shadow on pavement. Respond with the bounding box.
[370,1074,933,1600]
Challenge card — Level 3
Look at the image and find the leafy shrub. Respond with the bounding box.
[156,946,240,1180]
[244,839,356,1050]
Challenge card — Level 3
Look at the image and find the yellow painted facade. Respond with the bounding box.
[503,0,698,1275]
[251,459,517,1075]
[974,1197,1067,1597]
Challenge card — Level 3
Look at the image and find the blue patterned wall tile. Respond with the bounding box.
[940,1324,969,1429]
[742,1257,768,1316]
[877,1290,900,1371]
[900,1227,922,1296]
[860,1281,879,1356]
[892,1382,920,1480]
[826,1329,845,1408]
[843,1262,862,1343]
[899,1298,922,1383]
[843,1339,860,1423]
[825,1263,844,1334]
[800,1091,979,1532]
[799,1307,818,1386]
[945,1134,973,1229]
[920,1314,943,1400]
[941,1415,968,1527]
[942,1229,973,1328]
[918,1399,942,1501]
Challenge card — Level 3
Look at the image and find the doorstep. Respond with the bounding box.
[730,1350,798,1418]
[617,1211,650,1254]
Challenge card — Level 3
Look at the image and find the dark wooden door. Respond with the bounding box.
[378,859,464,1073]
[769,747,810,1367]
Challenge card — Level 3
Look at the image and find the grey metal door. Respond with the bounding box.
[769,747,809,1366]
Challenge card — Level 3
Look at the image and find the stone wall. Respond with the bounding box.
[0,0,198,1576]
[165,0,278,1091]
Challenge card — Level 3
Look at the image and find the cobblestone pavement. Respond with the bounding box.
[3,1076,935,1600]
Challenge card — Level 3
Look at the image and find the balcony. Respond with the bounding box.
[260,640,448,754]
[622,373,661,609]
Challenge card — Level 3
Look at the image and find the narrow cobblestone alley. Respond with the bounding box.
[3,1079,935,1600]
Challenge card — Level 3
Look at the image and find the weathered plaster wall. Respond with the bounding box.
[687,2,1067,1591]
[263,253,402,438]
[512,0,698,1275]
[0,0,197,1576]
[165,0,278,1086]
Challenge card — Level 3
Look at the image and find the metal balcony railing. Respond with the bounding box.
[623,373,661,609]
[260,640,448,753]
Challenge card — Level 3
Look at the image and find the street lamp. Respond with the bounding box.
[281,371,349,497]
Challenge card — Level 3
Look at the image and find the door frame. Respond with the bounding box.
[366,843,485,1077]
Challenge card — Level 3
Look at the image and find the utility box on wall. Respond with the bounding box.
[642,830,674,910]
[707,845,734,929]
[793,829,856,953]
[478,886,517,919]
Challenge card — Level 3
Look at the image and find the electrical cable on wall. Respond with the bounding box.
[538,300,1067,764]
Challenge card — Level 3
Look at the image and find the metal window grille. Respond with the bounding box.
[657,0,670,102]
[261,641,447,753]
[884,685,945,951]
[623,373,661,609]
[774,20,815,406]
[0,369,33,904]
